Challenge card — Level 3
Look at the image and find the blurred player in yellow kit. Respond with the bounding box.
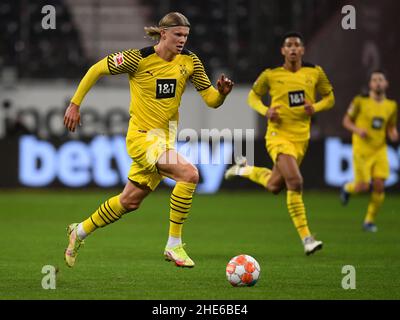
[63,12,233,268]
[225,32,334,255]
[340,70,398,232]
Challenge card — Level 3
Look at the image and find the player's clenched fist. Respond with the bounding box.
[64,102,81,132]
[217,74,234,96]
[266,106,281,123]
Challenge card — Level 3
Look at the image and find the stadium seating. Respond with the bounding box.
[0,0,89,78]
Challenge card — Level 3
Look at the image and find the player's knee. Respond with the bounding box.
[181,165,199,184]
[372,180,385,193]
[355,183,369,193]
[285,176,303,191]
[267,183,282,195]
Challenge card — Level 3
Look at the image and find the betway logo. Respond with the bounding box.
[325,137,400,187]
[18,135,232,193]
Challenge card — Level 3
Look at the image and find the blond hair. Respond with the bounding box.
[144,12,191,40]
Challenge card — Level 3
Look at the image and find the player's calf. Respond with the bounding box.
[340,185,351,206]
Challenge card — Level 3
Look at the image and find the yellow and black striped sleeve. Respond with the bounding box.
[107,49,142,75]
[189,52,212,91]
[70,49,141,105]
[189,52,227,108]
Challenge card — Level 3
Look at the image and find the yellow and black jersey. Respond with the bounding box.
[71,46,225,138]
[347,94,397,152]
[107,46,211,135]
[249,62,334,142]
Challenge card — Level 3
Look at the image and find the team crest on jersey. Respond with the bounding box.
[179,64,188,76]
[305,76,313,85]
[113,52,124,67]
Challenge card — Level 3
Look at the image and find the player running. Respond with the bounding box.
[340,70,398,232]
[225,32,334,255]
[63,12,233,268]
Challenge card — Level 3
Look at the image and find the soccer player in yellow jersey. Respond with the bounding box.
[63,12,233,268]
[225,32,334,255]
[340,70,398,232]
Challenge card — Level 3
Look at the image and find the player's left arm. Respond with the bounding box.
[387,125,399,142]
[311,66,335,113]
[198,74,234,108]
[190,53,233,108]
[387,103,399,142]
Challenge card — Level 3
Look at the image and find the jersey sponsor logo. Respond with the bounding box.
[288,90,305,107]
[113,52,124,67]
[372,117,384,130]
[156,79,177,99]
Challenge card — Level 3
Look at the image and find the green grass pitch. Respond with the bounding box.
[0,190,399,300]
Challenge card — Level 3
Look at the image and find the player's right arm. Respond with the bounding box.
[64,58,109,131]
[247,69,281,122]
[189,52,233,108]
[65,50,141,132]
[247,69,269,116]
[342,96,367,139]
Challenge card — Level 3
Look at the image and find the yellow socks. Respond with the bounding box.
[82,195,128,235]
[365,192,385,223]
[287,190,311,240]
[169,182,196,238]
[344,182,356,194]
[248,166,272,188]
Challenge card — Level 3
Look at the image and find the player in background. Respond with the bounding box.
[63,12,233,268]
[225,32,334,255]
[340,70,398,232]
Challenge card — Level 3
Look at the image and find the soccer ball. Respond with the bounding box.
[226,254,261,287]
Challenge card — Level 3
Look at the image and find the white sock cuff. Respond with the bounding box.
[167,236,182,248]
[77,223,88,240]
